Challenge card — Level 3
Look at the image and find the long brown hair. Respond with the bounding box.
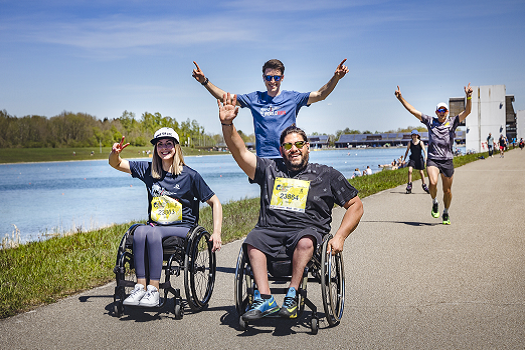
[151,143,186,178]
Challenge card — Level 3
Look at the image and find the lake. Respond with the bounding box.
[0,147,459,243]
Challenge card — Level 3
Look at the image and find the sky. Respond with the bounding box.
[1,0,524,137]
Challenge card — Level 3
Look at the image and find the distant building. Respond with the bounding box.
[465,85,516,153]
[517,110,525,140]
[308,135,330,149]
[335,131,466,148]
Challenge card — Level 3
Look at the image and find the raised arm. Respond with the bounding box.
[218,93,257,179]
[458,83,473,122]
[307,59,349,104]
[395,86,423,120]
[192,61,241,106]
[206,194,223,252]
[327,195,364,254]
[109,136,131,174]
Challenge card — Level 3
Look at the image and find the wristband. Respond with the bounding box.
[467,96,472,100]
[221,122,233,126]
[201,77,209,86]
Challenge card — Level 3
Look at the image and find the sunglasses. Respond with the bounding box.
[437,108,448,113]
[264,75,283,82]
[282,141,306,150]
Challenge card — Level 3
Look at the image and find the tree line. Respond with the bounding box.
[0,110,219,149]
[0,109,424,149]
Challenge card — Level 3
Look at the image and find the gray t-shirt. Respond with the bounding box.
[421,114,460,160]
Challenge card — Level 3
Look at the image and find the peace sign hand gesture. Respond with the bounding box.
[112,136,130,155]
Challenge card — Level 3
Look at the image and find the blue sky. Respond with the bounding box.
[1,0,524,136]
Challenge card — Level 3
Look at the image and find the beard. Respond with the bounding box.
[283,150,309,172]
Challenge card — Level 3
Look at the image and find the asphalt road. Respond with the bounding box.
[1,149,524,349]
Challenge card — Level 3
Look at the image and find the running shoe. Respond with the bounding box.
[442,212,451,225]
[422,183,430,194]
[138,285,160,307]
[406,182,412,194]
[123,283,146,306]
[242,290,280,321]
[279,287,299,319]
[431,202,439,218]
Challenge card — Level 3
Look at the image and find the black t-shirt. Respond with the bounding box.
[251,157,359,235]
[129,161,214,227]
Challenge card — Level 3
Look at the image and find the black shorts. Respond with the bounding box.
[427,158,454,178]
[408,157,425,170]
[243,226,323,259]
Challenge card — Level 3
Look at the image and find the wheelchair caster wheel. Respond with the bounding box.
[239,316,248,331]
[174,303,184,320]
[310,318,319,335]
[114,301,124,318]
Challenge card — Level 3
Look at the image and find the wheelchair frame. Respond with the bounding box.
[234,234,345,334]
[113,223,216,319]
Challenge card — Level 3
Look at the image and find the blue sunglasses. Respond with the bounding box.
[264,75,283,82]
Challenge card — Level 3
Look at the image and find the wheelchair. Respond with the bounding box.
[113,216,216,319]
[234,233,345,334]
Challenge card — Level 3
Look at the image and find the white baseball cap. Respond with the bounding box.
[436,102,449,111]
[150,127,180,145]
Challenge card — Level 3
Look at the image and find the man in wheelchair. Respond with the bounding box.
[218,93,363,321]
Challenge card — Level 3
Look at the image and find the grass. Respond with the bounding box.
[0,146,225,163]
[0,151,489,319]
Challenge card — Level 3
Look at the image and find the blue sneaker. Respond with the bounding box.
[279,287,298,318]
[242,290,279,321]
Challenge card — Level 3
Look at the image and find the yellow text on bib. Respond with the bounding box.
[150,195,182,224]
[270,177,310,213]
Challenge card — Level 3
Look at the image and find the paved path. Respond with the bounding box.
[1,150,524,349]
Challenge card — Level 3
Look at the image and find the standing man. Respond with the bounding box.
[192,59,349,158]
[395,83,473,225]
[487,133,494,157]
[218,93,363,321]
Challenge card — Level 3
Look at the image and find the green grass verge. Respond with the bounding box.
[0,151,488,318]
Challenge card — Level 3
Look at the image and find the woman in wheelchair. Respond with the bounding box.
[109,127,222,308]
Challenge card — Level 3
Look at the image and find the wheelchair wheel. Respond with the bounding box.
[114,250,135,317]
[234,246,251,316]
[310,317,319,335]
[320,237,345,327]
[184,226,216,312]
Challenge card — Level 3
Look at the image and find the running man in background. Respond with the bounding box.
[498,134,507,158]
[402,130,429,194]
[395,83,473,225]
[192,59,349,158]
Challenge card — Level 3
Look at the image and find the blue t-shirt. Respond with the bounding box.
[129,161,215,227]
[237,90,311,158]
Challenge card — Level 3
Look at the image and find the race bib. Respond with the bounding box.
[150,195,183,224]
[270,177,310,213]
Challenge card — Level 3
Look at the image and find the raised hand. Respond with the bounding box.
[112,136,130,154]
[335,58,349,79]
[192,61,206,84]
[394,85,402,99]
[464,82,473,97]
[217,92,239,124]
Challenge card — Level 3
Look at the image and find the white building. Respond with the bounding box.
[517,110,525,140]
[465,85,516,153]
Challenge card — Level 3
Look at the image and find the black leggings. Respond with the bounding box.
[133,225,189,280]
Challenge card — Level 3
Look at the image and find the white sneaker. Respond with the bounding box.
[138,285,160,307]
[123,284,146,306]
